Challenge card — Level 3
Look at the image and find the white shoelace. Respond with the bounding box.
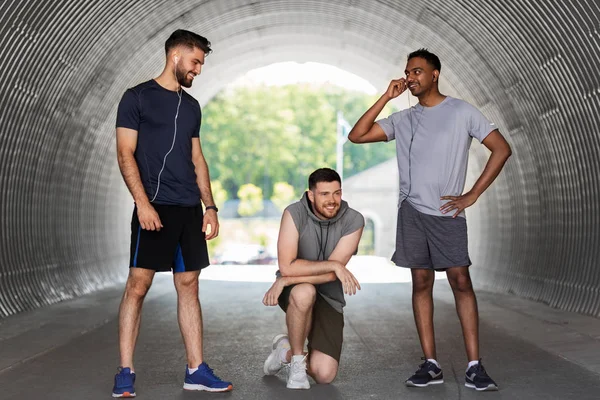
[290,355,307,376]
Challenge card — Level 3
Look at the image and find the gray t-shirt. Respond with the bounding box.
[376,96,495,218]
[283,193,365,313]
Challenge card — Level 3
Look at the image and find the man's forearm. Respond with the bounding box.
[282,272,337,286]
[279,259,340,277]
[118,152,150,206]
[195,159,215,207]
[469,149,511,198]
[348,95,389,142]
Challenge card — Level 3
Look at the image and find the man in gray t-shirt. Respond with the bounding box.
[376,96,495,218]
[348,49,512,392]
[261,168,364,390]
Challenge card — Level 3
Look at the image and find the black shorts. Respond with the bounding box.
[129,204,210,272]
[278,285,344,362]
[392,201,471,270]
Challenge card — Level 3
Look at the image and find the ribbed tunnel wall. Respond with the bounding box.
[0,0,599,318]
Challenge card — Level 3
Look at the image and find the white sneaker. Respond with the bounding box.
[263,334,290,375]
[286,355,310,389]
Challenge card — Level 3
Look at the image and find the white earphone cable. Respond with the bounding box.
[406,86,425,197]
[150,89,182,203]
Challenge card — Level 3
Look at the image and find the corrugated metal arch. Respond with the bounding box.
[0,0,598,317]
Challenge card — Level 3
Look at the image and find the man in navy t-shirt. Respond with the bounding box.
[111,29,232,397]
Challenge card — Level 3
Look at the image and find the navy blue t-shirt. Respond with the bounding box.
[116,80,201,206]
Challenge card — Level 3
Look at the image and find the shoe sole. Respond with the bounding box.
[466,382,498,391]
[183,383,233,392]
[406,379,444,387]
[287,382,310,389]
[112,392,136,398]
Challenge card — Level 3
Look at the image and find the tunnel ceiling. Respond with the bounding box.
[0,0,599,318]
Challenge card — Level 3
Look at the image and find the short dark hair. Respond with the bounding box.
[165,29,212,55]
[308,168,341,190]
[408,48,441,72]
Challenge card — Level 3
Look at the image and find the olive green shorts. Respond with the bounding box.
[278,284,344,362]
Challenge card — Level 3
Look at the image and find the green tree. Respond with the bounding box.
[211,180,228,209]
[200,84,398,200]
[271,182,296,211]
[321,88,397,178]
[237,183,264,217]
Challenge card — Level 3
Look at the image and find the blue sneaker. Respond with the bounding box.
[405,358,444,387]
[183,362,233,392]
[112,367,136,398]
[465,359,498,391]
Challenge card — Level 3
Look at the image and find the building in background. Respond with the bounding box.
[343,159,398,259]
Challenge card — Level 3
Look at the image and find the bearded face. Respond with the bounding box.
[172,46,206,88]
[175,63,194,88]
[308,181,342,220]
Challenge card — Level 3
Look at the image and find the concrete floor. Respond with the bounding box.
[1,271,599,400]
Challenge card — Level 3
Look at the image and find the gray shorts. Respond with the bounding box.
[392,201,471,270]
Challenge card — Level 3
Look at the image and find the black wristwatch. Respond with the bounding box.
[205,205,218,212]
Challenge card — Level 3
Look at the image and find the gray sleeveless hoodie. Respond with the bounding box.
[283,192,364,313]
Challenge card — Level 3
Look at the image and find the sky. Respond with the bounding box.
[230,61,378,95]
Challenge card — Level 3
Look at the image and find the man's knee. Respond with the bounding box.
[311,365,338,384]
[308,350,339,384]
[125,274,152,298]
[411,269,434,292]
[174,271,200,293]
[447,268,473,293]
[289,284,317,311]
[449,274,473,293]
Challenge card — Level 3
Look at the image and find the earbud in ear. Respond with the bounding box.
[174,56,179,64]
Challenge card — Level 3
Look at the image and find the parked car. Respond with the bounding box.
[212,244,276,265]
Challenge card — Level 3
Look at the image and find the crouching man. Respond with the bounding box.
[262,168,364,389]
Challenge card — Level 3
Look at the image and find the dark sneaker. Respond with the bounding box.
[112,367,136,398]
[465,359,498,391]
[183,362,233,392]
[405,358,444,387]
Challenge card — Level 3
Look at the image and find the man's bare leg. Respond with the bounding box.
[411,268,437,360]
[174,270,203,368]
[286,284,316,358]
[284,284,315,389]
[118,267,155,370]
[446,266,479,361]
[405,268,444,387]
